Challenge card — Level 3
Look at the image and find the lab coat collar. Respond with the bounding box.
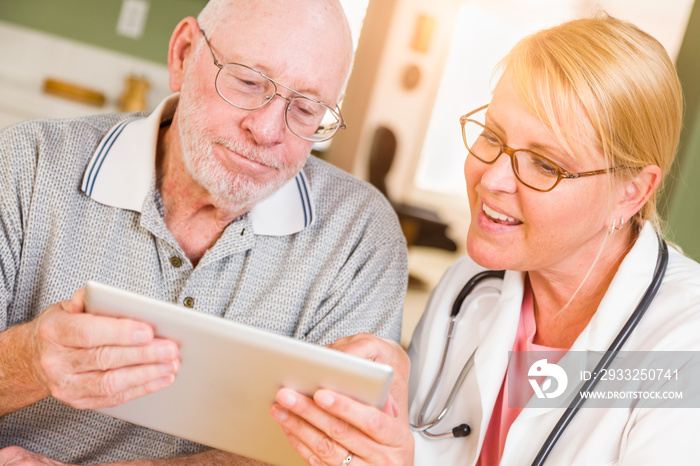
[572,222,660,352]
[504,223,662,447]
[80,94,315,236]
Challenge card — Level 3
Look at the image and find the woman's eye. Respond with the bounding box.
[533,157,558,175]
[481,131,500,145]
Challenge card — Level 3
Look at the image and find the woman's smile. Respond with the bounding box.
[482,203,521,225]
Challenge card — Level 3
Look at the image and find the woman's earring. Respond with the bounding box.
[609,216,625,233]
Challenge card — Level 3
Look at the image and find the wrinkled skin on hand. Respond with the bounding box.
[26,289,180,410]
[0,446,70,466]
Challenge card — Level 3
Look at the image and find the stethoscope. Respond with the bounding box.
[410,235,669,466]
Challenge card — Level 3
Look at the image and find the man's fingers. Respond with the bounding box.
[69,288,85,314]
[41,311,154,349]
[0,446,67,465]
[55,361,179,409]
[39,339,178,398]
[69,338,179,372]
[26,295,181,410]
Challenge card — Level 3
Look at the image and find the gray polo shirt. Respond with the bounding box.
[0,95,407,463]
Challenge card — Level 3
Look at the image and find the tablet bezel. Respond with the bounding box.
[84,280,394,466]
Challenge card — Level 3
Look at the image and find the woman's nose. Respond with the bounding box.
[480,152,518,193]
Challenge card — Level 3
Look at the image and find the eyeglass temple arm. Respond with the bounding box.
[335,106,346,128]
[199,28,223,68]
[561,167,617,179]
[463,103,489,120]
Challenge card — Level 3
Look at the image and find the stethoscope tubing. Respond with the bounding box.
[410,235,669,465]
[531,236,668,465]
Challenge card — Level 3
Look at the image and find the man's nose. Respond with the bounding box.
[240,94,288,146]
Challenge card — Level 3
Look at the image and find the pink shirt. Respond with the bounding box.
[477,282,566,466]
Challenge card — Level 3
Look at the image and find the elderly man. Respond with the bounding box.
[0,0,407,464]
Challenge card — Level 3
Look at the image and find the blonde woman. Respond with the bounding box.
[271,14,700,465]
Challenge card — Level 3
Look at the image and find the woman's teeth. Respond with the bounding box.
[483,204,517,223]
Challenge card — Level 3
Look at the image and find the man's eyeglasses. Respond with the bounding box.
[200,29,346,143]
[460,104,618,192]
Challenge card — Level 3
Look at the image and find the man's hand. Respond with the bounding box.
[0,289,179,415]
[29,289,180,409]
[0,447,271,466]
[0,446,70,465]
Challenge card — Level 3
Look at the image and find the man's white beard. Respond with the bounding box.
[177,92,305,212]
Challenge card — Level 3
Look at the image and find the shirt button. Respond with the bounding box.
[170,256,182,268]
[183,297,195,308]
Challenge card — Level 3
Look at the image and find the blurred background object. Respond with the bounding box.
[43,78,106,107]
[119,74,150,112]
[368,125,457,253]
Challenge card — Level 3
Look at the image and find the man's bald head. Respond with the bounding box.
[196,0,354,102]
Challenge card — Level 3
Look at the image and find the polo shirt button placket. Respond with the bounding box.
[170,256,183,268]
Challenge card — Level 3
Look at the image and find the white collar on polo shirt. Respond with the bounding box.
[81,94,315,236]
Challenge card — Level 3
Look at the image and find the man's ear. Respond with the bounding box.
[167,17,199,93]
[615,165,662,221]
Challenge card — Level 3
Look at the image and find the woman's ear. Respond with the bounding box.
[615,165,662,221]
[167,17,199,93]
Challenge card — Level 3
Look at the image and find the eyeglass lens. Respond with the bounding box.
[462,120,560,191]
[216,63,341,142]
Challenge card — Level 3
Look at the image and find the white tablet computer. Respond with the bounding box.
[84,281,394,466]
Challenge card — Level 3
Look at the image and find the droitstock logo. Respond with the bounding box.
[509,351,699,409]
[528,359,568,399]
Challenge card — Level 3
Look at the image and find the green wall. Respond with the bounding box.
[666,0,700,260]
[0,0,208,64]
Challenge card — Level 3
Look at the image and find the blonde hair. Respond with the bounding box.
[497,14,683,234]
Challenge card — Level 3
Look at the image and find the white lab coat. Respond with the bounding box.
[408,223,700,465]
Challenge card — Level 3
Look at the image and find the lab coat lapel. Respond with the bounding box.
[500,225,661,464]
[473,270,524,442]
[499,354,580,465]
